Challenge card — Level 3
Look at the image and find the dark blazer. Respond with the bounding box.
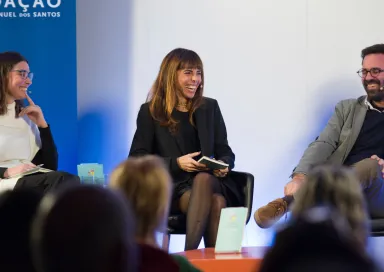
[129,97,241,205]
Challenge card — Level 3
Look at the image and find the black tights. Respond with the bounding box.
[178,172,227,250]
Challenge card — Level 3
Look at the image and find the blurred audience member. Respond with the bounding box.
[31,185,137,272]
[291,164,369,249]
[0,189,42,272]
[110,155,201,272]
[259,206,382,272]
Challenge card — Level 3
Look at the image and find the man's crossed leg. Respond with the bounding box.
[254,157,384,229]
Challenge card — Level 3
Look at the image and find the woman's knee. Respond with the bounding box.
[193,172,220,190]
[194,172,213,182]
[211,194,226,211]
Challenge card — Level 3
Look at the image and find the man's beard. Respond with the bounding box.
[363,79,384,102]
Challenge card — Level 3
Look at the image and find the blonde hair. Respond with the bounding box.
[291,164,370,248]
[109,155,172,240]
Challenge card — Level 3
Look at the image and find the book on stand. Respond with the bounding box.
[215,207,248,253]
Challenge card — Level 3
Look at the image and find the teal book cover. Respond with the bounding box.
[214,207,248,253]
[77,163,105,185]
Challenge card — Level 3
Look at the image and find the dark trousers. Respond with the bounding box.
[352,158,384,218]
[14,171,80,195]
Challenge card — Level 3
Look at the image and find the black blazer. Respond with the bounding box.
[129,97,241,205]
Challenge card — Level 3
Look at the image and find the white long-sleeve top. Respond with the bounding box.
[0,102,41,191]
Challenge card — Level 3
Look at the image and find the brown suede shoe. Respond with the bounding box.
[254,198,288,229]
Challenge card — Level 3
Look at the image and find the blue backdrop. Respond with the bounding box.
[0,1,77,174]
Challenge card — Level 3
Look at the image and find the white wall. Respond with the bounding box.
[78,0,384,253]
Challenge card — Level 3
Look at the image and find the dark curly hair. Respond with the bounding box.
[361,43,384,61]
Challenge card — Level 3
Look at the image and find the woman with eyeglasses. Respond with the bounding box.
[0,51,80,194]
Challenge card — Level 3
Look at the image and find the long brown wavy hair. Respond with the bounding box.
[0,52,27,117]
[147,48,204,133]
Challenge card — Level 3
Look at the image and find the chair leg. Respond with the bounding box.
[162,233,170,252]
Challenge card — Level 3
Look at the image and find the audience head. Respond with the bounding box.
[148,48,204,132]
[109,155,172,246]
[359,43,384,102]
[31,185,137,272]
[291,164,369,249]
[259,206,379,272]
[0,189,42,272]
[0,51,31,115]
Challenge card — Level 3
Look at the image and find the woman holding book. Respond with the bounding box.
[0,51,80,194]
[129,48,241,250]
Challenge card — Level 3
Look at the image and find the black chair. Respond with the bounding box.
[371,218,384,237]
[162,170,254,251]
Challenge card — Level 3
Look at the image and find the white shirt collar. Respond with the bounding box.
[364,97,384,113]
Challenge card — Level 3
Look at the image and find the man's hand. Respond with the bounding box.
[284,173,306,196]
[371,155,384,178]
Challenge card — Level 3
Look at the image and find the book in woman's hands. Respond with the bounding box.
[197,156,229,170]
[7,164,52,179]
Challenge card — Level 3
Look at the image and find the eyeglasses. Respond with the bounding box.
[356,67,384,78]
[11,69,34,80]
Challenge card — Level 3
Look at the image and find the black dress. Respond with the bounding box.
[171,110,200,199]
[171,110,238,207]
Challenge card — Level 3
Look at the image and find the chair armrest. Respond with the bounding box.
[371,218,384,234]
[230,171,254,224]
